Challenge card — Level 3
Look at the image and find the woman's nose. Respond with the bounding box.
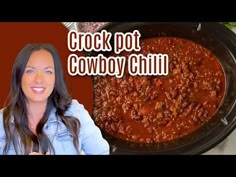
[34,71,43,83]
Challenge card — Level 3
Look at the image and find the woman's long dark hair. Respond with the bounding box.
[3,44,80,154]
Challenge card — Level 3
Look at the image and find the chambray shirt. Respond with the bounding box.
[0,99,110,155]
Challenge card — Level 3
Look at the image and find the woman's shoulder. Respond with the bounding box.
[65,99,87,118]
[64,99,95,125]
[69,99,85,111]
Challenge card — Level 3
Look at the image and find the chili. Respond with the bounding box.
[93,37,226,143]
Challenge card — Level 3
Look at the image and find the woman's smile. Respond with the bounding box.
[31,87,46,94]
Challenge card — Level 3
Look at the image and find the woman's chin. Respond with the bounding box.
[27,97,48,104]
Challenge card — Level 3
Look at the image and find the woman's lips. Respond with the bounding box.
[31,87,45,94]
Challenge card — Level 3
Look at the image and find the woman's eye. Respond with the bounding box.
[25,69,34,74]
[45,71,53,74]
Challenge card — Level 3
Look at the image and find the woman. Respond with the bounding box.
[0,43,109,155]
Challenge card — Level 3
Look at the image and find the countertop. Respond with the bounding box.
[204,129,236,154]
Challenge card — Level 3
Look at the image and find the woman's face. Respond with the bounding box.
[21,49,55,105]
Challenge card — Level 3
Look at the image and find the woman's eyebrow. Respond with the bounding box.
[25,66,35,69]
[25,66,54,69]
[44,67,54,69]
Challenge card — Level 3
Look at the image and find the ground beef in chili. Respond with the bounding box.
[93,37,226,143]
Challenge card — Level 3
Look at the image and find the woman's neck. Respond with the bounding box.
[26,101,47,132]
